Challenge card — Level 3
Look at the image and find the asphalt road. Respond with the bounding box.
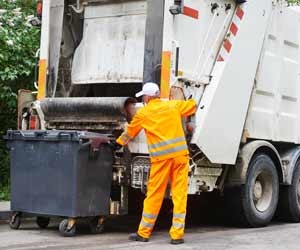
[0,215,300,250]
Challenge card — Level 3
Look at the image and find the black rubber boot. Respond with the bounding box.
[170,239,184,245]
[129,233,149,242]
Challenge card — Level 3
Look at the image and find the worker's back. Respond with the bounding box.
[138,99,196,162]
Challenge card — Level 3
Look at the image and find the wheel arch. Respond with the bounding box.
[280,146,300,185]
[226,140,284,187]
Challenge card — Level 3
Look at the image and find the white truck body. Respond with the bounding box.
[246,6,300,144]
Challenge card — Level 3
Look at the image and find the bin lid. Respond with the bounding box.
[4,130,111,142]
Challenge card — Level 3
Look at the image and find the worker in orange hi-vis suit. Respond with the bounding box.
[111,82,196,245]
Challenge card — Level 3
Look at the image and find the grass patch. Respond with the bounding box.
[0,185,10,201]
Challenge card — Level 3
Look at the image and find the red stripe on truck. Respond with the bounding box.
[223,39,232,53]
[230,22,238,36]
[183,6,199,19]
[236,6,244,20]
[217,55,224,62]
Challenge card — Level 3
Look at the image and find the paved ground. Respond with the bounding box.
[0,216,300,250]
[0,202,10,211]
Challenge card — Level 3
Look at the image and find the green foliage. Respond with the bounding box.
[288,0,300,4]
[0,0,40,83]
[0,0,40,200]
[0,183,10,201]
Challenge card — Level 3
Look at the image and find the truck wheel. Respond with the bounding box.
[59,219,76,237]
[89,217,105,234]
[9,212,21,230]
[241,153,279,227]
[36,216,50,229]
[277,162,300,222]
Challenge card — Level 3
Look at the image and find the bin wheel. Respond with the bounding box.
[9,212,21,230]
[89,217,105,234]
[59,219,76,237]
[36,216,50,229]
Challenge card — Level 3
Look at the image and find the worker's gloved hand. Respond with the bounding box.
[108,140,122,151]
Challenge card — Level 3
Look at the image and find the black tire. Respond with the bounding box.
[89,217,105,234]
[277,162,300,222]
[59,219,76,237]
[243,154,279,226]
[9,213,21,230]
[226,153,279,227]
[36,216,50,229]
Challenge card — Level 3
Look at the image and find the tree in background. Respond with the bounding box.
[288,0,300,4]
[0,0,40,200]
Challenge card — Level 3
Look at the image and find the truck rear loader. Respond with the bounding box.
[12,0,300,235]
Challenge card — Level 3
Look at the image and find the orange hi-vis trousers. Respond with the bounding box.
[137,155,189,240]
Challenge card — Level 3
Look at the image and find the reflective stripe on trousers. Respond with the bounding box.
[139,212,158,231]
[137,155,189,239]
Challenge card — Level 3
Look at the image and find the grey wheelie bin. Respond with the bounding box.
[4,130,114,236]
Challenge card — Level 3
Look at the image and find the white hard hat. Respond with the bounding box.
[135,82,160,98]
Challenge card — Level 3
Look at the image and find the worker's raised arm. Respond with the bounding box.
[116,110,144,146]
[175,99,197,117]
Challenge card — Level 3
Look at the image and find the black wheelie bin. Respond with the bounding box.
[4,130,114,236]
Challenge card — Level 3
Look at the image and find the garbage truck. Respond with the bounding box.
[14,0,300,234]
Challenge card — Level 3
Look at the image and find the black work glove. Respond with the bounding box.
[108,140,122,151]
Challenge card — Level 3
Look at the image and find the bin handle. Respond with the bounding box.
[12,130,43,138]
[14,131,25,137]
[12,130,26,137]
[5,130,47,139]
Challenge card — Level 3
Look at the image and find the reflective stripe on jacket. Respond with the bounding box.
[116,99,196,162]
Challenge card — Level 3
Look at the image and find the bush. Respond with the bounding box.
[0,0,40,201]
[288,0,300,4]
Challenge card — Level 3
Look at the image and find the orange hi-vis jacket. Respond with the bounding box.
[116,99,197,162]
